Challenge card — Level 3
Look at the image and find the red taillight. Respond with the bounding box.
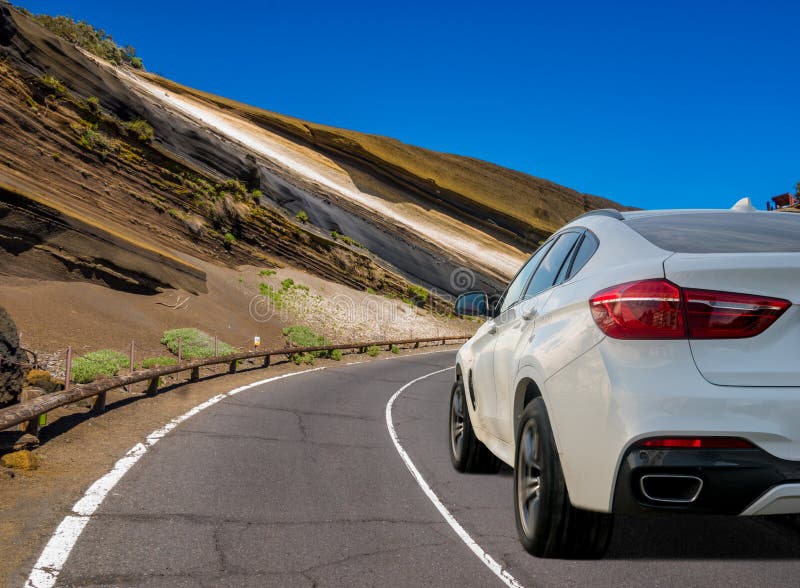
[683,288,791,339]
[589,279,684,339]
[638,437,755,449]
[590,279,790,340]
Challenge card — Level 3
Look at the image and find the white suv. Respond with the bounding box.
[451,208,800,558]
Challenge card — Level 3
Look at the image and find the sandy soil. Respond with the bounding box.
[0,343,461,586]
[0,253,475,378]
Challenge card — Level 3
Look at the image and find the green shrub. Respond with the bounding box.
[71,349,130,383]
[406,284,429,306]
[86,95,101,113]
[330,230,340,240]
[330,349,343,361]
[295,210,308,223]
[72,122,113,153]
[41,74,66,95]
[161,328,236,359]
[282,325,333,365]
[259,269,276,277]
[126,119,154,141]
[140,356,178,369]
[281,278,295,289]
[223,232,236,247]
[340,235,362,248]
[366,287,377,295]
[31,14,144,68]
[390,345,400,354]
[366,345,381,357]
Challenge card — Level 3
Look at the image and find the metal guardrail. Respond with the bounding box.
[0,335,467,434]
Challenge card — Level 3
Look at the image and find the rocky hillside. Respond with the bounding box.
[0,5,626,296]
[0,5,629,362]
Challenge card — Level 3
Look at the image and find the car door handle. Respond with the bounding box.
[522,309,537,321]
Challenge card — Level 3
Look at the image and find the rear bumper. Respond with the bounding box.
[612,445,800,515]
[542,338,800,513]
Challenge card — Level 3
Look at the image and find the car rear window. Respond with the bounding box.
[625,212,800,253]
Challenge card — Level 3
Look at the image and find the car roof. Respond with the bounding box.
[619,209,777,220]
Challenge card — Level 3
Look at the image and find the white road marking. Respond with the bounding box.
[25,368,325,588]
[386,368,525,588]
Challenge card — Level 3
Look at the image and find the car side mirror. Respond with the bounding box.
[455,291,489,318]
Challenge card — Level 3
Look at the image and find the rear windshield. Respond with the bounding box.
[625,212,800,253]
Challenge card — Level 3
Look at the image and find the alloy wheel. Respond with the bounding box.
[450,384,466,459]
[516,419,542,538]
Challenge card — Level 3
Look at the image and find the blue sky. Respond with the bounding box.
[16,0,800,210]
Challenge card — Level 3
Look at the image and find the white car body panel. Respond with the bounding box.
[664,252,800,387]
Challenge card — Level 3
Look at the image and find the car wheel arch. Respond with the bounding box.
[513,377,541,442]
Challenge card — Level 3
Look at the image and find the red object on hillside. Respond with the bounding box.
[771,193,795,208]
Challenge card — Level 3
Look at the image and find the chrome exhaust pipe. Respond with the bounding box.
[639,474,703,503]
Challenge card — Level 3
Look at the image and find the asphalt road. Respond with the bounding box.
[54,351,800,587]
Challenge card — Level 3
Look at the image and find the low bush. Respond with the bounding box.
[406,284,429,306]
[366,345,381,357]
[85,96,101,113]
[330,349,343,361]
[72,122,114,153]
[25,369,62,393]
[161,328,236,359]
[340,235,363,248]
[140,356,178,369]
[223,232,236,247]
[31,13,144,68]
[41,74,66,95]
[390,345,400,354]
[125,119,154,141]
[282,325,332,365]
[71,349,130,384]
[295,210,308,223]
[259,269,276,277]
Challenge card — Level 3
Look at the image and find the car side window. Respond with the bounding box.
[496,240,554,315]
[566,231,599,279]
[523,231,582,299]
[553,231,584,286]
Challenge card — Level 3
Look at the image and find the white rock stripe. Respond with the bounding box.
[385,367,525,588]
[25,368,325,588]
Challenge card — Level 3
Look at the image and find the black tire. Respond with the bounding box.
[448,380,501,473]
[513,397,613,558]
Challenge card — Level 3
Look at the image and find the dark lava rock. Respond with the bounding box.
[0,305,23,406]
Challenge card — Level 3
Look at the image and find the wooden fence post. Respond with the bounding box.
[130,339,135,374]
[92,391,107,414]
[146,377,159,396]
[229,360,237,374]
[64,346,72,391]
[190,366,200,382]
[263,355,270,368]
[177,337,182,364]
[24,416,40,437]
[214,335,218,357]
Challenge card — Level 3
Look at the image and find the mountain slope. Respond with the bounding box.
[0,5,629,360]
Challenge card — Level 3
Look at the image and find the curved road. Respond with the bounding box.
[47,351,800,586]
